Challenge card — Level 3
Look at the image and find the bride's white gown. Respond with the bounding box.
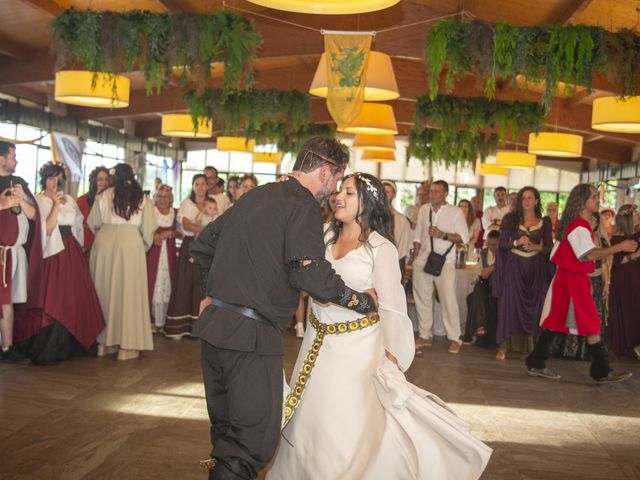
[267,232,492,479]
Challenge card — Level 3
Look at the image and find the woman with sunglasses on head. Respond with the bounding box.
[268,173,491,480]
[146,185,179,334]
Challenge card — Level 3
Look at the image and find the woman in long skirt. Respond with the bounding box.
[15,162,104,364]
[146,185,178,333]
[89,163,157,360]
[493,187,554,361]
[608,204,640,357]
[164,174,207,339]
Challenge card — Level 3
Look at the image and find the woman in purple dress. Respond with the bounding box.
[608,204,640,357]
[492,187,553,361]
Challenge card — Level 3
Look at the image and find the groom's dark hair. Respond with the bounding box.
[293,137,349,175]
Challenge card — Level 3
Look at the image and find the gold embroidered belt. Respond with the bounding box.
[282,310,379,428]
[1,245,10,289]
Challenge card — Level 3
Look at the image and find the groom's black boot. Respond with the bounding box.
[209,456,257,480]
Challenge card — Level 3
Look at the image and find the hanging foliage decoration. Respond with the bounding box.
[408,95,546,166]
[51,9,263,95]
[183,88,334,153]
[425,21,640,109]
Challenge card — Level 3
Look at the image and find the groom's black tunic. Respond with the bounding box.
[190,177,375,476]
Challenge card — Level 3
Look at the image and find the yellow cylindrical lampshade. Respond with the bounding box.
[361,150,395,162]
[246,0,399,14]
[528,132,583,158]
[343,103,398,135]
[217,136,256,153]
[496,151,537,169]
[478,163,508,176]
[352,134,395,152]
[54,71,130,108]
[309,52,399,101]
[161,114,212,138]
[252,151,283,163]
[591,96,640,133]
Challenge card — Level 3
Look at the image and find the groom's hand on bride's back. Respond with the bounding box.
[366,288,379,309]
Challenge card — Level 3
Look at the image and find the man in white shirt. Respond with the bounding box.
[203,166,231,214]
[411,180,469,354]
[382,180,412,274]
[481,186,510,239]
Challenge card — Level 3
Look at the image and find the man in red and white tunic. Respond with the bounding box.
[525,184,637,384]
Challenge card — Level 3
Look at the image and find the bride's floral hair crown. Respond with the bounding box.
[354,173,379,201]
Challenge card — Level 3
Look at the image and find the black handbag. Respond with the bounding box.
[423,208,455,277]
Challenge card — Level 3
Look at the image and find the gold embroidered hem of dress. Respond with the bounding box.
[511,248,540,258]
[282,311,380,427]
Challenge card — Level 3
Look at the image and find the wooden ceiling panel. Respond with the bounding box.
[64,0,164,11]
[572,0,640,29]
[0,1,54,49]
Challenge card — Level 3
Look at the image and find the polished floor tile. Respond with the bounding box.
[1,333,639,479]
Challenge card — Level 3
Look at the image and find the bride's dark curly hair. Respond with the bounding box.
[112,163,143,221]
[327,173,393,247]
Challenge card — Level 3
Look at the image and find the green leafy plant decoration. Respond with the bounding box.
[424,20,640,110]
[51,9,262,96]
[183,88,333,153]
[408,95,546,166]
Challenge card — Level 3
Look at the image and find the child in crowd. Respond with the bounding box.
[196,196,218,227]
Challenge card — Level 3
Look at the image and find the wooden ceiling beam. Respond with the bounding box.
[0,34,32,59]
[152,0,190,12]
[554,0,594,25]
[17,0,65,16]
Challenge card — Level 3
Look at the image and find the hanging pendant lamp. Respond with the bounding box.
[352,134,395,152]
[591,96,640,133]
[309,52,399,102]
[496,151,536,169]
[361,150,395,162]
[161,114,212,138]
[245,0,399,15]
[343,103,398,135]
[252,151,283,163]
[478,163,508,176]
[217,136,255,153]
[528,132,583,158]
[55,71,130,108]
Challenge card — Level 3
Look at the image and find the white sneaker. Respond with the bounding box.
[295,323,305,338]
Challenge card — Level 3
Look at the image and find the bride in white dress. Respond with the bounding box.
[267,173,492,479]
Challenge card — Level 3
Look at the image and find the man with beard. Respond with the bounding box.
[190,137,378,480]
[0,141,38,363]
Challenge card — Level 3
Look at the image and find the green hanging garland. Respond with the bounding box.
[51,9,263,95]
[425,20,640,109]
[183,88,334,153]
[408,95,546,166]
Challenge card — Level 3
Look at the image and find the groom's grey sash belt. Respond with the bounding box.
[211,298,272,326]
[282,311,380,428]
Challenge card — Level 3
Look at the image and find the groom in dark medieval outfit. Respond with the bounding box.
[190,137,377,479]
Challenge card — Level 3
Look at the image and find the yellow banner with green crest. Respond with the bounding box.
[323,33,372,129]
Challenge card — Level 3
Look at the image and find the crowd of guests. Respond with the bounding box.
[1,137,639,369]
[424,183,640,368]
[0,139,260,364]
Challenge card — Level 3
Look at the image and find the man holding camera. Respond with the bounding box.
[0,141,37,363]
[411,180,469,354]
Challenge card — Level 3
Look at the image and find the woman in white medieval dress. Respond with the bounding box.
[267,173,492,480]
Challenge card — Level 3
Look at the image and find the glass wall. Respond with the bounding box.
[181,148,280,202]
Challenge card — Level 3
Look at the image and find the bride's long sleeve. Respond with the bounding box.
[373,239,416,372]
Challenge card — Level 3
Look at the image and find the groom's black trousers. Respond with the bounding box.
[201,340,283,477]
